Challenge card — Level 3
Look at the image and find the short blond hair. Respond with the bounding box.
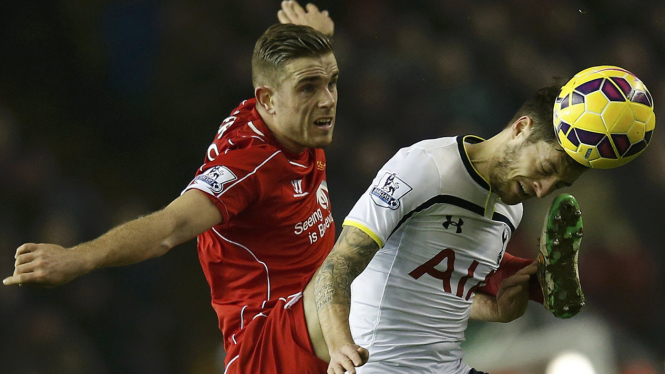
[251,24,334,87]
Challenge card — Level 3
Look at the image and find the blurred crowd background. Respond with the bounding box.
[1,0,664,373]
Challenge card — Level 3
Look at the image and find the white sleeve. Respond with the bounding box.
[343,146,441,247]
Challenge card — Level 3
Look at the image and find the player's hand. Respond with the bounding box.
[3,243,86,287]
[495,261,537,322]
[327,343,369,374]
[278,1,334,37]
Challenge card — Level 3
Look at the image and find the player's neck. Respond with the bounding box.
[464,132,508,183]
[257,106,307,155]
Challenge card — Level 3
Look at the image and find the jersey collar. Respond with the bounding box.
[456,135,490,191]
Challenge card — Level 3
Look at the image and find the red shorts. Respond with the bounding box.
[224,295,328,374]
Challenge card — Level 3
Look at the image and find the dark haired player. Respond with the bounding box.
[313,84,588,374]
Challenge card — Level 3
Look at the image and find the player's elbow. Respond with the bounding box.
[155,237,176,257]
[154,203,213,255]
[157,190,222,252]
[149,208,183,257]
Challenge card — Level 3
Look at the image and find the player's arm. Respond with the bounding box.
[478,252,544,304]
[277,0,334,37]
[3,189,221,287]
[314,225,376,374]
[470,261,537,322]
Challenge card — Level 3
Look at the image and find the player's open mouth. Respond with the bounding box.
[314,117,333,128]
[518,181,529,197]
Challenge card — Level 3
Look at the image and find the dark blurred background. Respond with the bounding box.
[1,1,663,373]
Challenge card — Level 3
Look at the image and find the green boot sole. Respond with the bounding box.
[538,193,585,319]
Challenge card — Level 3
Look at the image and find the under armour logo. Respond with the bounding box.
[442,215,464,233]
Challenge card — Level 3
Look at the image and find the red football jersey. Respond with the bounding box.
[183,99,335,356]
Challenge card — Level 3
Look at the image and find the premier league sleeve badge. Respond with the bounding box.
[370,172,413,210]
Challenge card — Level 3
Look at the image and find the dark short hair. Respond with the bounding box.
[509,79,588,170]
[252,23,334,87]
[508,80,568,144]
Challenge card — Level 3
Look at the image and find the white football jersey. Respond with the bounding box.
[345,136,523,374]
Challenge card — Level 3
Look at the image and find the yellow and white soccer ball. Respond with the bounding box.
[553,65,655,169]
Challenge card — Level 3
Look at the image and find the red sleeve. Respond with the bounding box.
[183,147,281,228]
[478,252,544,304]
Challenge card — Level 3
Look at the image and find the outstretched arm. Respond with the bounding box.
[314,225,377,374]
[470,261,537,322]
[277,0,334,37]
[3,189,222,287]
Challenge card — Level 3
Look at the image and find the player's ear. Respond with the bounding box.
[510,116,533,140]
[255,86,276,114]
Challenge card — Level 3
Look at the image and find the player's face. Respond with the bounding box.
[270,53,339,153]
[490,140,585,205]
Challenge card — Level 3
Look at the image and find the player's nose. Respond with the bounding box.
[318,87,336,109]
[533,177,557,198]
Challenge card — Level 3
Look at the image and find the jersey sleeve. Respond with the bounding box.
[183,147,281,227]
[343,147,441,247]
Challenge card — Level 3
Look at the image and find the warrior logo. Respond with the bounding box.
[370,172,412,210]
[292,179,308,197]
[442,215,464,233]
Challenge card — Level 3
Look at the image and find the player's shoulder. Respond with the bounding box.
[204,99,285,171]
[222,125,279,156]
[390,136,460,173]
[396,136,459,162]
[378,138,460,195]
[219,100,273,149]
[410,136,459,150]
[408,136,460,159]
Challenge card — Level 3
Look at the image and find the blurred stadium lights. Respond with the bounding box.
[464,308,617,373]
[546,352,596,374]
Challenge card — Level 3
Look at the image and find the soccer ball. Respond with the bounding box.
[553,66,655,169]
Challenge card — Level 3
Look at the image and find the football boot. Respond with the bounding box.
[538,193,584,319]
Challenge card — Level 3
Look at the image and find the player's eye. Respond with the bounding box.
[328,80,337,90]
[301,84,315,93]
[542,163,555,175]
